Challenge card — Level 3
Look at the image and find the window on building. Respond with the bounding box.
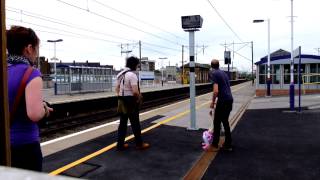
[259,75,266,84]
[271,64,280,84]
[310,64,317,73]
[283,64,306,84]
[284,74,290,84]
[259,64,266,74]
[283,64,290,73]
[258,65,266,84]
[309,63,320,83]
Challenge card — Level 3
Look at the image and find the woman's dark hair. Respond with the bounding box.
[6,26,40,55]
[125,56,140,70]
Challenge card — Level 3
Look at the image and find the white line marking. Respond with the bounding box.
[41,83,248,146]
[41,120,119,146]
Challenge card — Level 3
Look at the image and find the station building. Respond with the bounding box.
[255,49,320,96]
[182,62,239,84]
[182,63,211,84]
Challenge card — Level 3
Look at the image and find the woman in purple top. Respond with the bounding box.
[7,26,53,171]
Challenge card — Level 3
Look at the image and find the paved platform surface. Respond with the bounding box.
[203,94,320,180]
[42,83,320,179]
[42,82,254,179]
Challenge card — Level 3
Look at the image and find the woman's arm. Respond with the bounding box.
[25,77,49,122]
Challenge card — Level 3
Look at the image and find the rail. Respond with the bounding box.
[40,80,248,136]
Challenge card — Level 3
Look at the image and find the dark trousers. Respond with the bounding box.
[212,100,233,146]
[11,142,43,171]
[117,111,143,147]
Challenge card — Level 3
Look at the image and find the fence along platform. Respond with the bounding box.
[54,65,112,95]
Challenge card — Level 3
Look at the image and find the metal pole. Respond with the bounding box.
[251,41,254,86]
[48,39,62,95]
[232,41,234,70]
[267,19,271,96]
[181,45,184,84]
[139,40,141,65]
[54,42,57,83]
[69,67,72,95]
[298,46,301,112]
[188,31,197,130]
[161,60,163,87]
[290,0,295,110]
[0,0,11,166]
[227,62,230,79]
[139,40,141,88]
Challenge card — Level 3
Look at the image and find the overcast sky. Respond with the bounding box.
[5,0,320,71]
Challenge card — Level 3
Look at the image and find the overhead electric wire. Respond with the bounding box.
[91,0,188,42]
[7,7,182,52]
[142,41,181,52]
[7,7,135,43]
[7,18,123,44]
[235,43,250,52]
[206,0,243,43]
[7,23,124,59]
[57,0,182,46]
[225,46,251,62]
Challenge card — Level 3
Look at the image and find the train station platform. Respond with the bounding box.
[41,82,320,179]
[42,80,246,105]
[41,82,254,179]
[202,94,320,180]
[42,83,188,104]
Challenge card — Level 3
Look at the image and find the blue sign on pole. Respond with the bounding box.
[293,46,302,112]
[292,46,301,112]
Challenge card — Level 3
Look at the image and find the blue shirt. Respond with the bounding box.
[209,69,233,102]
[8,63,42,147]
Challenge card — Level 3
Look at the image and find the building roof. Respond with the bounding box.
[255,49,320,65]
[51,61,113,69]
[183,62,210,69]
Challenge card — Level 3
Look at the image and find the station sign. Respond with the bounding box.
[181,15,203,29]
[224,51,231,64]
[139,71,155,80]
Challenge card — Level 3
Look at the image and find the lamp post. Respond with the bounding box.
[289,0,295,111]
[253,19,271,96]
[181,15,203,130]
[47,39,63,95]
[159,57,167,87]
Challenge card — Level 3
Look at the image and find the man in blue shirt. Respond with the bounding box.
[209,59,233,151]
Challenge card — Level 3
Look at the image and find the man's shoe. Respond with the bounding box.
[136,143,150,150]
[117,143,129,151]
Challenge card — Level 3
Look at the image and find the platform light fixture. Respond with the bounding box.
[159,57,168,87]
[47,39,63,95]
[253,19,271,96]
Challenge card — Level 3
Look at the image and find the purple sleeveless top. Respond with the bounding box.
[8,63,42,147]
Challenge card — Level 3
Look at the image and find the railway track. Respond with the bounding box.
[40,81,247,137]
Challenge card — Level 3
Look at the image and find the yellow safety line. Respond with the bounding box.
[49,83,249,175]
[183,94,253,180]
